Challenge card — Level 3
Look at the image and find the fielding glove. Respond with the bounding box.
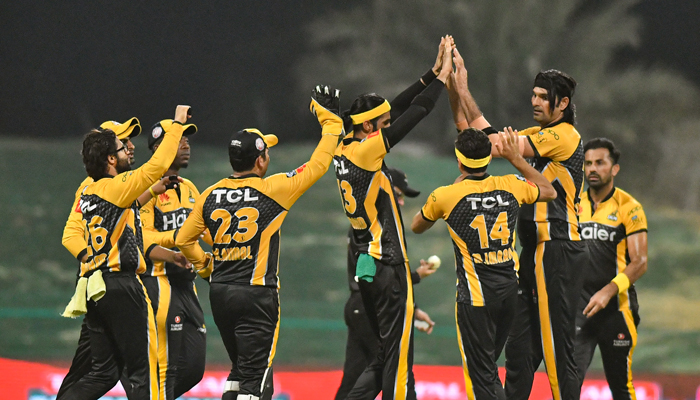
[310,85,343,136]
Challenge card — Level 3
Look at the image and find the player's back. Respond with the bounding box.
[422,174,539,306]
[334,131,408,265]
[517,122,584,245]
[199,175,291,287]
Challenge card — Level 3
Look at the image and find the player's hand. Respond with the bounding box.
[436,39,454,83]
[452,48,469,92]
[414,308,435,334]
[583,284,617,318]
[151,175,184,195]
[416,259,438,279]
[174,105,191,124]
[495,127,522,163]
[310,85,342,135]
[170,251,191,270]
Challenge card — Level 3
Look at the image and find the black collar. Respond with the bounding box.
[464,173,490,181]
[342,134,363,145]
[588,186,616,213]
[228,173,260,180]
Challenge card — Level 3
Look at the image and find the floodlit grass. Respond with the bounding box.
[1,138,699,372]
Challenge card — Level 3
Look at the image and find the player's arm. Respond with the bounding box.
[188,182,214,246]
[383,40,452,148]
[103,106,189,208]
[495,128,556,202]
[62,188,89,262]
[446,71,469,132]
[268,86,344,208]
[147,245,190,269]
[136,176,183,208]
[412,189,443,234]
[140,197,178,249]
[174,194,211,276]
[584,206,648,318]
[450,48,535,157]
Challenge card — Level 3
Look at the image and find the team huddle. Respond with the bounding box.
[58,36,648,400]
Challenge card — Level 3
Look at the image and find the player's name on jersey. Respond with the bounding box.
[211,188,259,203]
[472,247,516,266]
[213,245,253,261]
[580,223,618,242]
[465,195,511,210]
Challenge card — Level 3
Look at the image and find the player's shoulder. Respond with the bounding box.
[75,176,95,196]
[614,188,644,212]
[548,122,580,141]
[200,178,234,198]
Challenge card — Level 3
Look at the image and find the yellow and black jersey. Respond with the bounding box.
[421,174,540,306]
[579,188,647,312]
[176,134,339,288]
[141,178,213,278]
[333,130,407,265]
[62,176,94,263]
[518,122,584,244]
[77,123,184,277]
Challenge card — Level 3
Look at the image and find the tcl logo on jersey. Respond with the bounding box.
[580,223,617,242]
[333,159,349,175]
[79,200,97,213]
[211,188,259,204]
[465,195,510,210]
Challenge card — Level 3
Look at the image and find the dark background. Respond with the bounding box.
[1,1,698,142]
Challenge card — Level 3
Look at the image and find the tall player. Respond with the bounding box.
[412,128,556,400]
[139,120,212,399]
[61,105,191,400]
[576,138,647,400]
[333,37,452,400]
[175,86,344,400]
[59,117,141,399]
[450,46,587,400]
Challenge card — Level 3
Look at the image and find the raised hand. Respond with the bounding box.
[310,85,343,135]
[174,105,191,124]
[436,38,454,83]
[495,127,522,163]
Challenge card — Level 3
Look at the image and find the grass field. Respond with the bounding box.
[1,138,699,373]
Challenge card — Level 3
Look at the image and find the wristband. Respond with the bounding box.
[148,186,157,198]
[611,273,630,294]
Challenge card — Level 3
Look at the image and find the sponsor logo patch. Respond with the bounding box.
[170,323,183,331]
[152,126,163,139]
[255,138,265,151]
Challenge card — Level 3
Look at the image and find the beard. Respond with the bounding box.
[116,156,132,174]
[586,173,610,190]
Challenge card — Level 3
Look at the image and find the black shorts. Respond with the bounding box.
[210,283,280,398]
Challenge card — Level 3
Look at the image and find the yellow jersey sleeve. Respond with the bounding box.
[61,177,93,260]
[421,187,447,222]
[349,130,390,172]
[621,201,647,236]
[174,192,209,271]
[185,181,214,246]
[505,175,540,205]
[265,133,338,209]
[523,124,579,162]
[100,122,184,208]
[140,197,176,249]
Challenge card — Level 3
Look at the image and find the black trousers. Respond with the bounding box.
[456,283,517,400]
[335,291,417,400]
[575,306,640,400]
[142,275,207,400]
[346,259,415,400]
[60,272,159,400]
[504,240,587,400]
[210,283,279,399]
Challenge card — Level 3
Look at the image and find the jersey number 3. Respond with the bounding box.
[338,180,357,214]
[212,208,259,244]
[469,212,510,249]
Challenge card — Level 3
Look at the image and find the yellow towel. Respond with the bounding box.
[62,270,107,318]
